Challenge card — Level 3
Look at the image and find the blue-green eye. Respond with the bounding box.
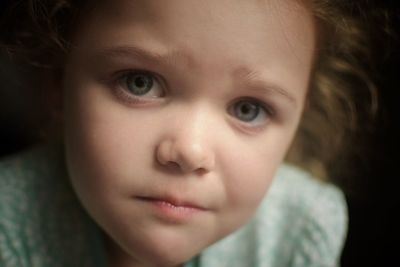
[229,99,270,125]
[122,71,163,98]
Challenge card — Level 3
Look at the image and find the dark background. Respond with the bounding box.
[340,3,400,265]
[1,1,399,266]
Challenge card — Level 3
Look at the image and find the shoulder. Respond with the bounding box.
[196,164,348,267]
[0,142,95,266]
[0,143,60,212]
[0,142,62,186]
[265,163,348,227]
[0,142,69,216]
[273,164,347,235]
[259,164,348,266]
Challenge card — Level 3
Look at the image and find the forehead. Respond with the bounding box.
[81,0,314,50]
[71,0,315,99]
[77,0,314,52]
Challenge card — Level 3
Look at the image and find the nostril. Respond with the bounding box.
[166,161,180,170]
[195,167,208,176]
[156,137,214,173]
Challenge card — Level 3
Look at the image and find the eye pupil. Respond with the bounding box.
[234,101,259,121]
[126,73,154,95]
[135,77,146,88]
[240,103,252,114]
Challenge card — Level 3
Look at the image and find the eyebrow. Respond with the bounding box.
[94,46,298,105]
[237,68,298,106]
[95,45,188,69]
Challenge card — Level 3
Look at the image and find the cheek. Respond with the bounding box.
[220,130,294,220]
[63,82,152,195]
[224,152,276,207]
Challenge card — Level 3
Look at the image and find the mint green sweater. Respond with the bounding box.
[0,143,347,267]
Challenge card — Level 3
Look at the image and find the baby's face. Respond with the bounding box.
[62,0,315,266]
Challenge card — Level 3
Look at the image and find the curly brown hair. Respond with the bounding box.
[0,0,388,182]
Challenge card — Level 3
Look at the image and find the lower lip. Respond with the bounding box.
[136,197,205,223]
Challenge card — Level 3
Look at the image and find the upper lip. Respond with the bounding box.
[136,194,208,210]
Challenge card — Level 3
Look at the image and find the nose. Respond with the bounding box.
[156,130,215,174]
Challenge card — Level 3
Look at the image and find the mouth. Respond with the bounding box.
[135,196,208,223]
[136,196,206,210]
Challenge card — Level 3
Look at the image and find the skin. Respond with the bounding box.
[61,0,316,266]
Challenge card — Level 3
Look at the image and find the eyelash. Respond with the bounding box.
[106,70,276,128]
[111,70,165,105]
[228,98,275,128]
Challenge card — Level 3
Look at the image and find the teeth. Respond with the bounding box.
[160,201,192,210]
[138,196,198,211]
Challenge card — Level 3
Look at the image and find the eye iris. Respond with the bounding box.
[126,73,153,95]
[235,101,259,121]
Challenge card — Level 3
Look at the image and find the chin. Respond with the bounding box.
[107,227,208,267]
